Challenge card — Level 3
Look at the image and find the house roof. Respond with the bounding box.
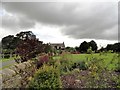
[49,42,65,47]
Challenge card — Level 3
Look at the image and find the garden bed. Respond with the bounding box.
[61,70,120,88]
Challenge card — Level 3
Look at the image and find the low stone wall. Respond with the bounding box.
[1,60,36,88]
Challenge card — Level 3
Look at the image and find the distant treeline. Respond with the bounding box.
[74,41,120,53]
[98,43,120,53]
[1,31,120,56]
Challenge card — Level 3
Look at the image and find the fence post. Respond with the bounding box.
[10,53,12,58]
[0,54,1,60]
[2,54,4,59]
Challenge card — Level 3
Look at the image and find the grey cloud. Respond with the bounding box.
[2,14,19,30]
[18,16,35,29]
[2,2,118,40]
[2,11,35,30]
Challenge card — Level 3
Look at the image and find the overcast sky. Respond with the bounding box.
[0,0,119,49]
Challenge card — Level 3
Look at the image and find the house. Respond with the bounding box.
[49,42,65,50]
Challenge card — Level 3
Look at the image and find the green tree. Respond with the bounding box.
[88,40,98,52]
[105,42,120,52]
[65,47,76,53]
[75,46,79,52]
[2,35,15,49]
[43,43,52,53]
[106,44,113,51]
[79,41,89,53]
[1,35,20,54]
[15,31,45,62]
[113,43,120,52]
[16,31,35,40]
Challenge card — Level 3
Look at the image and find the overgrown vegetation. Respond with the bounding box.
[84,54,119,88]
[1,31,120,88]
[59,53,73,74]
[53,52,120,88]
[29,64,62,89]
[36,54,50,69]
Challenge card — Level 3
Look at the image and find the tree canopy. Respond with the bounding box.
[77,40,98,53]
[88,40,97,51]
[79,41,89,53]
[2,35,20,50]
[106,43,120,52]
[1,31,52,62]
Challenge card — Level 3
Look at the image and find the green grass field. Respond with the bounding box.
[53,53,119,70]
[0,55,20,62]
[72,53,119,70]
[0,57,15,62]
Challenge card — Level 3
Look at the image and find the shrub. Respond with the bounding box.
[48,57,57,66]
[84,55,119,88]
[71,61,88,70]
[87,47,93,54]
[59,53,74,73]
[29,64,62,89]
[36,54,50,69]
[115,54,120,72]
[108,50,113,53]
[115,64,120,72]
[4,54,10,58]
[70,68,80,74]
[77,61,88,70]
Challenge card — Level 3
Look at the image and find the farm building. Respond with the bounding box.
[49,42,65,50]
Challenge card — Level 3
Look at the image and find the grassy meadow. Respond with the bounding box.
[72,53,119,70]
[53,52,119,71]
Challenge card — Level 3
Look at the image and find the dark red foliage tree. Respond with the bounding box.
[16,31,45,62]
[15,31,53,63]
[16,38,44,62]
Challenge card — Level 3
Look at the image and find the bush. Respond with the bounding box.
[59,53,74,73]
[71,61,88,70]
[77,61,88,70]
[78,61,88,70]
[48,57,57,66]
[29,64,62,89]
[115,54,120,72]
[36,54,50,69]
[4,54,10,58]
[108,50,113,53]
[87,47,93,54]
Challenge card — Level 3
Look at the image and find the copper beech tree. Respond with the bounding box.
[16,38,44,62]
[16,31,45,62]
